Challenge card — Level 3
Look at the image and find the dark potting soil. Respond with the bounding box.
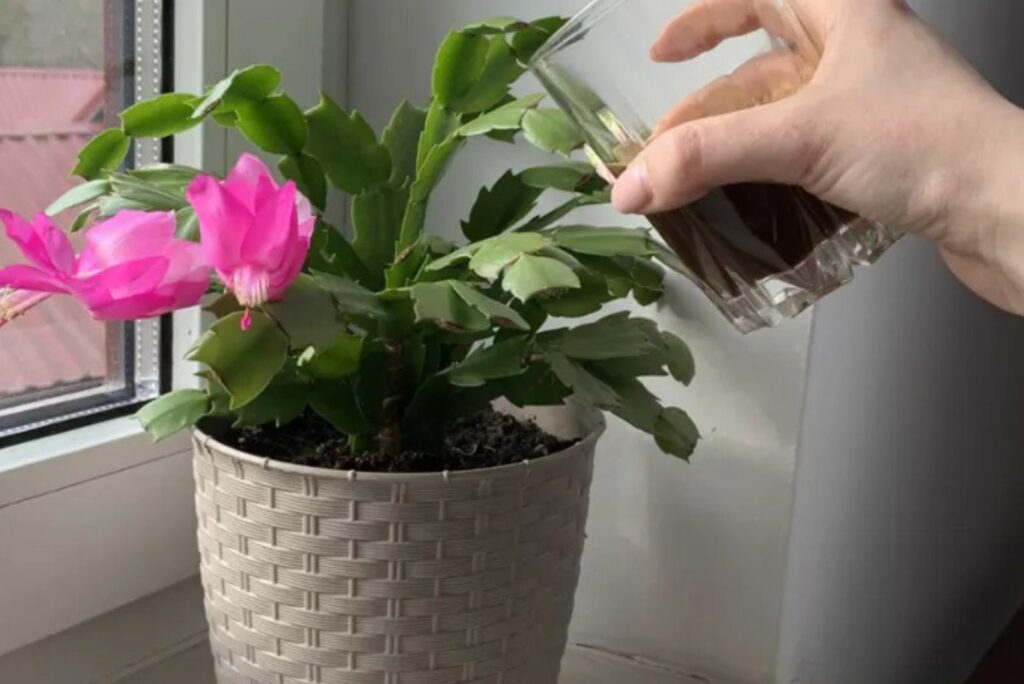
[226,409,576,473]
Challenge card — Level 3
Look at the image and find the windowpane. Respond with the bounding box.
[0,0,166,441]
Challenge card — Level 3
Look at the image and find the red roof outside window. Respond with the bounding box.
[0,67,107,397]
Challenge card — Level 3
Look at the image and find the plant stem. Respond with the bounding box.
[514,196,586,233]
[513,189,612,233]
[378,339,405,459]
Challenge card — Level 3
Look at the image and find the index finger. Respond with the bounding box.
[651,0,800,63]
[652,0,758,62]
[651,48,814,137]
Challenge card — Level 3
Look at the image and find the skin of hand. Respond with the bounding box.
[612,0,1024,314]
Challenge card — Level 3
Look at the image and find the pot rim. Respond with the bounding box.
[192,403,606,482]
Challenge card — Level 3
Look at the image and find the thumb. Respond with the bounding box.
[611,97,822,214]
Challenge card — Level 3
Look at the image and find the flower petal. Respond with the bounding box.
[187,174,252,271]
[266,230,311,301]
[298,215,315,241]
[266,211,313,301]
[155,277,209,311]
[0,210,75,274]
[241,179,298,269]
[0,264,70,293]
[157,239,211,306]
[77,210,177,273]
[267,254,305,302]
[87,292,178,321]
[159,239,208,285]
[223,153,277,211]
[295,191,314,225]
[76,256,170,305]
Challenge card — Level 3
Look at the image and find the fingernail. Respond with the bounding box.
[612,160,652,214]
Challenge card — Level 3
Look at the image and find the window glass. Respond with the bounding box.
[0,0,166,441]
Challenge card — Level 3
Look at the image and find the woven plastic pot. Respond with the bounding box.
[191,404,604,684]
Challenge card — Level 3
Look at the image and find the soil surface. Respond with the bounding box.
[226,409,576,473]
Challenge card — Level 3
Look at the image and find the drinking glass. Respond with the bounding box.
[530,0,901,333]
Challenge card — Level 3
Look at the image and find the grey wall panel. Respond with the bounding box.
[778,3,1024,681]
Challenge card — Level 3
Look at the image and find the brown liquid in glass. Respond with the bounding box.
[611,164,857,298]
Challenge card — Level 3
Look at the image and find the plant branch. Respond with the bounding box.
[378,339,405,458]
[513,193,602,233]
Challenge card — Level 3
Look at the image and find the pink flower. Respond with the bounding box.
[186,153,315,330]
[0,209,210,328]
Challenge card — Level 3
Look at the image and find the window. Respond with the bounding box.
[0,0,171,444]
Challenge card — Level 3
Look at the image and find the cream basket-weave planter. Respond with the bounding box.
[191,405,604,684]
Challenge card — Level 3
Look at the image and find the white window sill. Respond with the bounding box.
[0,417,197,657]
[0,575,710,684]
[0,417,190,507]
[124,643,704,684]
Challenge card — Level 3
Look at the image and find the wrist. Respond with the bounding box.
[940,99,1024,312]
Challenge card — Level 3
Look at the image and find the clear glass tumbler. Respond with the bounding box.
[530,0,901,333]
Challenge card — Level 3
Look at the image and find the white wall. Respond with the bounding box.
[776,2,1024,683]
[345,2,810,681]
[197,0,350,227]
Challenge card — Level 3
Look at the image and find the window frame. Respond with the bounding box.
[0,320,172,446]
[0,0,346,660]
[0,0,176,448]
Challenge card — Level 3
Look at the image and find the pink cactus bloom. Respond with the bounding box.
[0,210,210,329]
[186,153,315,330]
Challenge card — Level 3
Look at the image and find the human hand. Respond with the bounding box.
[612,0,1024,314]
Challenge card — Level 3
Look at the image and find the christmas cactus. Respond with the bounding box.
[0,16,699,460]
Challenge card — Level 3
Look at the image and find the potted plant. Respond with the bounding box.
[0,15,699,684]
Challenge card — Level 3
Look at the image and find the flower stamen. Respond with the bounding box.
[231,266,272,331]
[231,265,271,308]
[0,287,50,328]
